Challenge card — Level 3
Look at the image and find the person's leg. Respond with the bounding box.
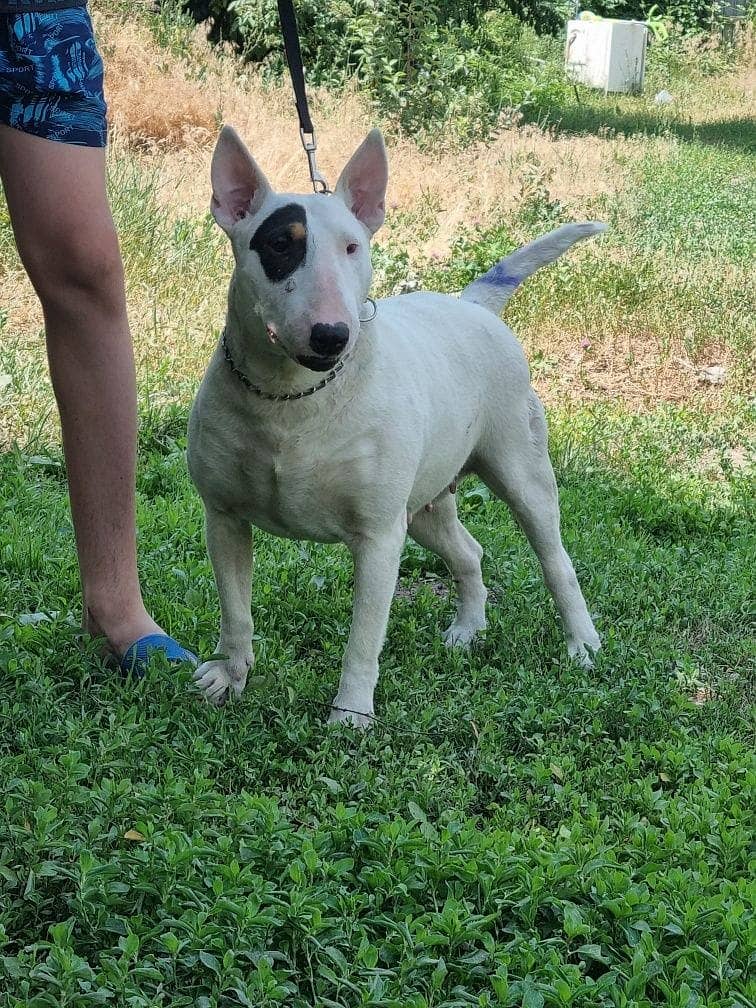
[0,123,162,656]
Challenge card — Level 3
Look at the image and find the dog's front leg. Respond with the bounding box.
[328,520,407,729]
[194,506,254,705]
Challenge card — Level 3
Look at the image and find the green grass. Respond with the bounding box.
[547,30,756,157]
[626,144,756,264]
[394,128,755,372]
[1,404,754,1006]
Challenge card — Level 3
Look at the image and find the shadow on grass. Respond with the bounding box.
[546,101,756,154]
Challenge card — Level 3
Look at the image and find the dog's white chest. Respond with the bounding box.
[192,412,393,543]
[260,446,344,536]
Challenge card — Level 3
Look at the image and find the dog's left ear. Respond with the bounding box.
[334,129,388,235]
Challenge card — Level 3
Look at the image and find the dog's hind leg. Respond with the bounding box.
[408,492,487,647]
[194,507,255,705]
[477,392,600,665]
[328,518,407,729]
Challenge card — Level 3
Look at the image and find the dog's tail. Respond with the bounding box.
[459,221,607,316]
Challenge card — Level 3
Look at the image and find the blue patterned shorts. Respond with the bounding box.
[0,7,106,147]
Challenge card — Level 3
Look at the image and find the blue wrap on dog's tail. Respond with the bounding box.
[460,221,607,316]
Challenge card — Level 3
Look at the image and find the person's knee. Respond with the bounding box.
[21,224,125,315]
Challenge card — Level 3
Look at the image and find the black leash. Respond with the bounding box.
[276,0,330,193]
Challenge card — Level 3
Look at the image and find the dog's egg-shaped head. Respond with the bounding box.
[210,126,388,372]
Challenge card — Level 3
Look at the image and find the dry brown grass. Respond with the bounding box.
[1,8,753,448]
[95,14,755,244]
[99,21,219,148]
[94,14,623,251]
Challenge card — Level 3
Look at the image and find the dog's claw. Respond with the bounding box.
[443,619,486,648]
[193,658,249,706]
[567,635,601,668]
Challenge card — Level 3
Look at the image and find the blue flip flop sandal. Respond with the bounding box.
[120,633,198,677]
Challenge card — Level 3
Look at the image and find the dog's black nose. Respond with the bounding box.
[310,322,349,358]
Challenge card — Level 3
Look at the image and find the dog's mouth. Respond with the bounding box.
[268,323,342,373]
[296,354,342,372]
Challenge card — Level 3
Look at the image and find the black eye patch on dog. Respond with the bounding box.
[250,203,307,282]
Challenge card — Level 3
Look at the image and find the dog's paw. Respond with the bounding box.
[327,704,375,730]
[443,617,486,649]
[193,658,249,706]
[567,633,601,669]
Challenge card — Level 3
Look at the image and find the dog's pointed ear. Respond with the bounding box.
[210,125,272,233]
[334,129,388,235]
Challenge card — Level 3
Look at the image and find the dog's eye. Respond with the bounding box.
[269,235,290,253]
[346,242,358,255]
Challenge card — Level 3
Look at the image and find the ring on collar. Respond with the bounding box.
[221,329,349,402]
[359,297,378,323]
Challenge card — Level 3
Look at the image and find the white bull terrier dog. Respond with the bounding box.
[187,126,605,725]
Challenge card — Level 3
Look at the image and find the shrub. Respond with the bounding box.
[162,0,743,140]
[169,0,569,140]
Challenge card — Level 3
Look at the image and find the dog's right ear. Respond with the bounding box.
[210,125,272,233]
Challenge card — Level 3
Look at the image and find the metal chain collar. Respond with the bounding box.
[220,301,376,402]
[221,330,349,402]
